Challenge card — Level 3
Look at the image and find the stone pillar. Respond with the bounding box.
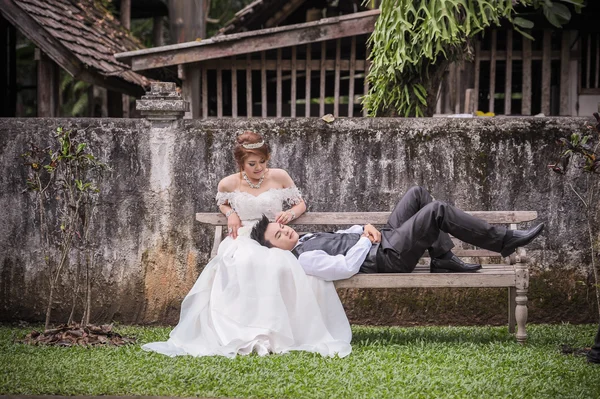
[136,82,189,122]
[135,82,193,322]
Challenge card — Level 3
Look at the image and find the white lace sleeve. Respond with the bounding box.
[279,186,303,206]
[215,191,236,206]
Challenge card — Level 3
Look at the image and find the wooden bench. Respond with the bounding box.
[196,211,538,344]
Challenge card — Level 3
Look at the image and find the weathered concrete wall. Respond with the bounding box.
[0,117,598,326]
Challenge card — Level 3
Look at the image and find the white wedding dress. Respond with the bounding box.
[142,188,352,358]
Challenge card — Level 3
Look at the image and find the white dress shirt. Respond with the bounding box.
[294,225,373,281]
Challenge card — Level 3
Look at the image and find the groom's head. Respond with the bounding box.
[251,215,299,250]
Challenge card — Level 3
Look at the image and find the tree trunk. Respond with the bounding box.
[44,284,54,331]
[120,0,131,30]
[425,59,450,117]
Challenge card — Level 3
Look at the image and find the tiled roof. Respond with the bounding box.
[13,0,149,89]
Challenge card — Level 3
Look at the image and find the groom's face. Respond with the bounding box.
[264,222,299,250]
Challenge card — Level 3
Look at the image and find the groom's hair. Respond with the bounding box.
[250,215,273,248]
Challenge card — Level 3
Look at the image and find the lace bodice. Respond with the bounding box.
[216,187,302,224]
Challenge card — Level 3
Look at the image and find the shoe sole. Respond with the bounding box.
[430,268,481,273]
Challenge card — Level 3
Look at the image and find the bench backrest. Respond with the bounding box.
[195,211,538,226]
[196,211,538,262]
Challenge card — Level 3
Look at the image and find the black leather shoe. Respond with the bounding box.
[430,255,482,273]
[500,223,545,257]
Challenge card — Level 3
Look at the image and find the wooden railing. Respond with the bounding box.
[439,29,577,116]
[581,31,600,94]
[195,35,371,118]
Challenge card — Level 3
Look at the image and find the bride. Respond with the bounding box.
[142,131,352,358]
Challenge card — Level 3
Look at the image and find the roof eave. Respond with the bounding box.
[115,9,380,71]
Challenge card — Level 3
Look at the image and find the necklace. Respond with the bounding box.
[242,171,265,189]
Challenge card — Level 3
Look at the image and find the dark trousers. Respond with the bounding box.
[376,186,507,273]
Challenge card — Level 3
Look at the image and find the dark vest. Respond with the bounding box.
[292,233,379,274]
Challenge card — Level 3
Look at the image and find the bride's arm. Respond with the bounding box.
[217,176,242,239]
[273,169,307,224]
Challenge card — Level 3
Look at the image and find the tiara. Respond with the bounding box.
[242,141,265,149]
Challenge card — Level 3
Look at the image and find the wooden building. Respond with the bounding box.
[0,0,153,117]
[117,1,599,118]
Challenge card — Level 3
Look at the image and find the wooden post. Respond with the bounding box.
[169,0,206,119]
[120,0,131,118]
[464,88,473,114]
[36,49,59,117]
[541,29,551,115]
[522,37,532,115]
[559,31,571,115]
[363,45,370,116]
[305,43,312,117]
[231,56,237,118]
[348,36,356,117]
[201,66,208,118]
[455,62,462,114]
[291,46,297,117]
[448,63,457,113]
[152,16,164,47]
[216,63,223,117]
[120,0,131,30]
[261,51,267,117]
[246,54,252,117]
[504,30,513,115]
[319,41,326,116]
[594,33,600,89]
[586,33,591,90]
[0,14,17,117]
[473,38,480,114]
[333,38,341,117]
[488,29,497,114]
[182,63,201,118]
[276,48,282,117]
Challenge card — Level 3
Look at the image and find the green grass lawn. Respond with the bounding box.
[1,323,598,399]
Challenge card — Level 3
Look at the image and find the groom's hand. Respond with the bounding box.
[362,224,381,244]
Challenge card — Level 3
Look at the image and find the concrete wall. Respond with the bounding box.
[1,116,598,326]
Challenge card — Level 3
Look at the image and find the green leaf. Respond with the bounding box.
[557,0,584,6]
[551,3,571,22]
[543,5,564,27]
[513,17,534,29]
[514,26,535,41]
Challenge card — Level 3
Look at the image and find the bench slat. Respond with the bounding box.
[334,272,516,289]
[196,211,538,225]
[413,264,514,271]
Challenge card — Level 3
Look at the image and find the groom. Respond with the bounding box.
[250,186,544,281]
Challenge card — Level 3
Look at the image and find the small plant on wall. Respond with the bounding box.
[21,127,111,338]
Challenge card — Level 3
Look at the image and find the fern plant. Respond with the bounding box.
[363,0,584,117]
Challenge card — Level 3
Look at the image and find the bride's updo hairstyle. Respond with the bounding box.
[233,131,271,170]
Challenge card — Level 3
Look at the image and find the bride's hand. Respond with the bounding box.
[228,213,242,239]
[275,210,294,225]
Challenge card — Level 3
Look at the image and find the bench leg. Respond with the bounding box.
[515,287,528,344]
[508,287,516,334]
[515,262,529,344]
